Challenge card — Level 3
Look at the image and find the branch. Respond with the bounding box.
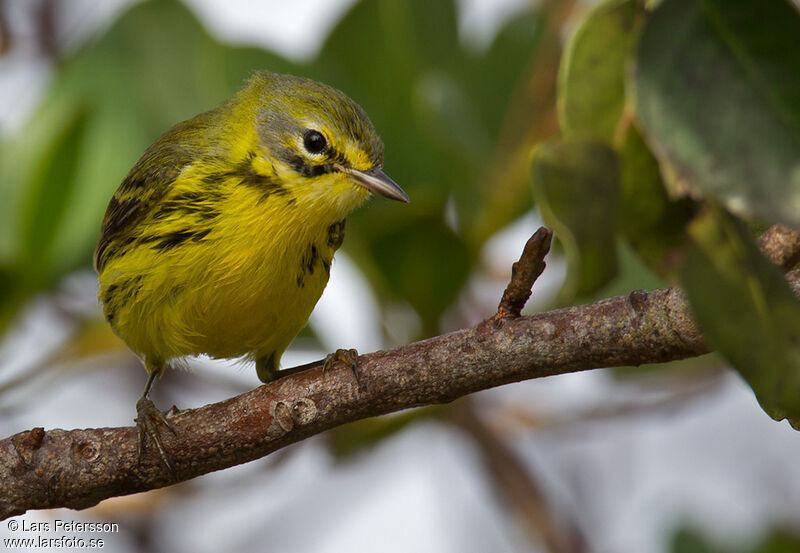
[2,225,799,519]
[756,224,800,269]
[491,227,552,322]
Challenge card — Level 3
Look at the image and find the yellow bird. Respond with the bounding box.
[94,71,409,466]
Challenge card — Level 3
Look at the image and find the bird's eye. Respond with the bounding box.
[303,130,327,155]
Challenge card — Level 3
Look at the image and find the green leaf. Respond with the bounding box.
[20,109,88,278]
[0,67,85,265]
[531,138,620,299]
[558,0,644,141]
[618,123,695,275]
[471,10,545,142]
[681,206,800,428]
[634,0,800,228]
[671,526,800,553]
[760,531,800,553]
[370,216,470,336]
[588,239,665,301]
[670,528,717,553]
[470,5,567,248]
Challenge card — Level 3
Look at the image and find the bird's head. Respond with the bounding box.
[245,71,409,216]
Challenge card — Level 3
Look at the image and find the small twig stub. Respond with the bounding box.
[491,227,553,322]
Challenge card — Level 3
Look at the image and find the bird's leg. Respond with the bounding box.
[323,348,360,385]
[262,349,361,385]
[256,352,279,383]
[136,366,176,474]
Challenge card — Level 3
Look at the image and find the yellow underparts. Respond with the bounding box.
[97,155,368,374]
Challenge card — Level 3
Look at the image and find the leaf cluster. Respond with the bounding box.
[533,0,800,427]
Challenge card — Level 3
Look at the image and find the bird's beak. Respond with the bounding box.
[348,167,410,203]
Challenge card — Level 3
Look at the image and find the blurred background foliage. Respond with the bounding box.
[0,0,549,336]
[1,0,800,551]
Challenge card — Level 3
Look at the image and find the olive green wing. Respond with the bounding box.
[94,141,194,273]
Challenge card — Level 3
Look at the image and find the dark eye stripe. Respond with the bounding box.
[279,145,350,178]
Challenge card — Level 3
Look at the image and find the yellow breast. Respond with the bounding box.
[98,159,360,367]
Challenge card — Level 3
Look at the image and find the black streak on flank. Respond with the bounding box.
[96,196,144,270]
[99,235,137,269]
[120,174,147,191]
[101,275,144,306]
[203,153,290,204]
[141,228,212,251]
[327,220,346,249]
[297,241,328,286]
[102,275,143,325]
[101,284,118,309]
[103,197,143,234]
[306,245,319,275]
[152,197,220,221]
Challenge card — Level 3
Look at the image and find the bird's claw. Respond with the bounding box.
[322,348,360,385]
[136,396,176,475]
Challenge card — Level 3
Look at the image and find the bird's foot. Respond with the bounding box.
[136,396,177,475]
[322,348,360,385]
